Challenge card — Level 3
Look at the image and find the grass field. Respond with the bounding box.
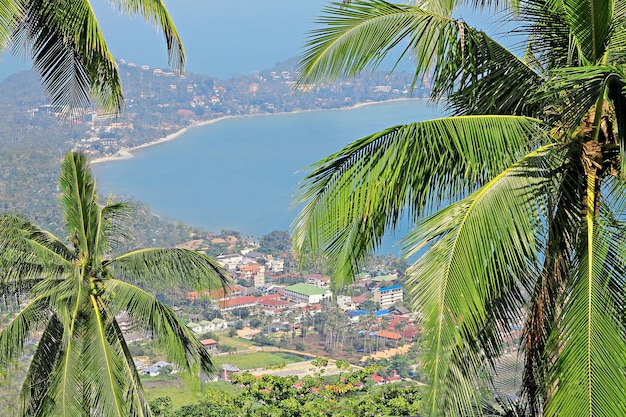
[142,377,204,409]
[212,351,305,370]
[215,334,254,351]
[142,378,244,409]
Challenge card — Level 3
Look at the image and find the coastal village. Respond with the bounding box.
[122,236,423,383]
[25,58,431,163]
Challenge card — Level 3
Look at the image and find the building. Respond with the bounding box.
[237,262,265,288]
[283,283,332,304]
[265,255,284,273]
[373,285,404,308]
[201,338,218,354]
[306,273,331,289]
[218,295,257,311]
[186,318,228,334]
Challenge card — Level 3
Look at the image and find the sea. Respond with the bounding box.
[92,99,442,253]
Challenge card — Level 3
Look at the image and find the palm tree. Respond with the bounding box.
[1,0,184,115]
[292,0,626,416]
[0,152,230,416]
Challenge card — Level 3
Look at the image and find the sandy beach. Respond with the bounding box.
[89,98,423,165]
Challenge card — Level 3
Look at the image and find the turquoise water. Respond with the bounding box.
[92,100,442,249]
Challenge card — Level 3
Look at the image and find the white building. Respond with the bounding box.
[373,285,404,308]
[283,283,332,304]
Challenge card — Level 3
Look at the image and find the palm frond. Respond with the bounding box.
[11,0,123,115]
[561,0,613,63]
[292,116,546,287]
[298,0,460,89]
[105,279,216,378]
[541,65,623,132]
[19,316,64,417]
[402,144,556,416]
[545,202,626,416]
[81,295,129,417]
[0,294,54,367]
[109,247,231,291]
[58,152,99,256]
[115,0,185,73]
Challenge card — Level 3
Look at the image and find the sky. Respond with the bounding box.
[0,1,511,82]
[0,0,331,81]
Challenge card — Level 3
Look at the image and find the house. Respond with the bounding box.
[337,295,356,311]
[306,273,331,289]
[216,253,243,270]
[218,295,257,311]
[373,285,404,308]
[186,318,228,334]
[283,283,332,304]
[374,330,403,342]
[220,363,241,381]
[201,338,218,354]
[144,365,162,377]
[265,255,284,273]
[237,263,265,288]
[143,361,171,377]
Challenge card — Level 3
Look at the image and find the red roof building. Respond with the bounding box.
[218,295,256,311]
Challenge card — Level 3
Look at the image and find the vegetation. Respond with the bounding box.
[292,0,626,416]
[0,0,183,114]
[0,152,230,416]
[148,369,423,416]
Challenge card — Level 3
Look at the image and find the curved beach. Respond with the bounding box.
[89,98,425,165]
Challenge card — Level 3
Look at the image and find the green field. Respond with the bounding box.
[212,351,305,370]
[142,377,204,409]
[215,334,255,351]
[143,378,244,409]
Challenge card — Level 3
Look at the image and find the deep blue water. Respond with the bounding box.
[92,100,441,251]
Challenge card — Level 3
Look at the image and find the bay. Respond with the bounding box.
[93,99,441,251]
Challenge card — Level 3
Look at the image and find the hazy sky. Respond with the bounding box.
[0,0,330,81]
[0,1,507,81]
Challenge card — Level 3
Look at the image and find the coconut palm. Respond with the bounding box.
[0,152,230,416]
[0,0,184,115]
[292,0,626,415]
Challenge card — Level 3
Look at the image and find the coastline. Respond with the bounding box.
[90,98,424,165]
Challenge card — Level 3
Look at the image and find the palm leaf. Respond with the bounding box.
[402,144,556,416]
[81,295,129,417]
[11,0,122,115]
[0,294,54,367]
[292,115,546,287]
[545,191,626,416]
[561,0,613,63]
[298,0,459,89]
[115,0,185,72]
[58,152,99,256]
[105,279,216,378]
[109,247,231,291]
[19,316,64,417]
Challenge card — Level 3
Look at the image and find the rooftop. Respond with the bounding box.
[285,283,329,296]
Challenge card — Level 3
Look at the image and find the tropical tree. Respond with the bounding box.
[292,0,626,416]
[1,0,184,114]
[0,152,230,416]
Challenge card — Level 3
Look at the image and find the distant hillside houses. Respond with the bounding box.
[215,250,286,288]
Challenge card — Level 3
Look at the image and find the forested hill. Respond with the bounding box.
[0,59,428,248]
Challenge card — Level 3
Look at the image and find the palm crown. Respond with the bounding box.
[292,0,626,415]
[0,153,231,416]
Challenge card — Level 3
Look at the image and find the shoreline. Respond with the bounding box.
[90,98,425,165]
